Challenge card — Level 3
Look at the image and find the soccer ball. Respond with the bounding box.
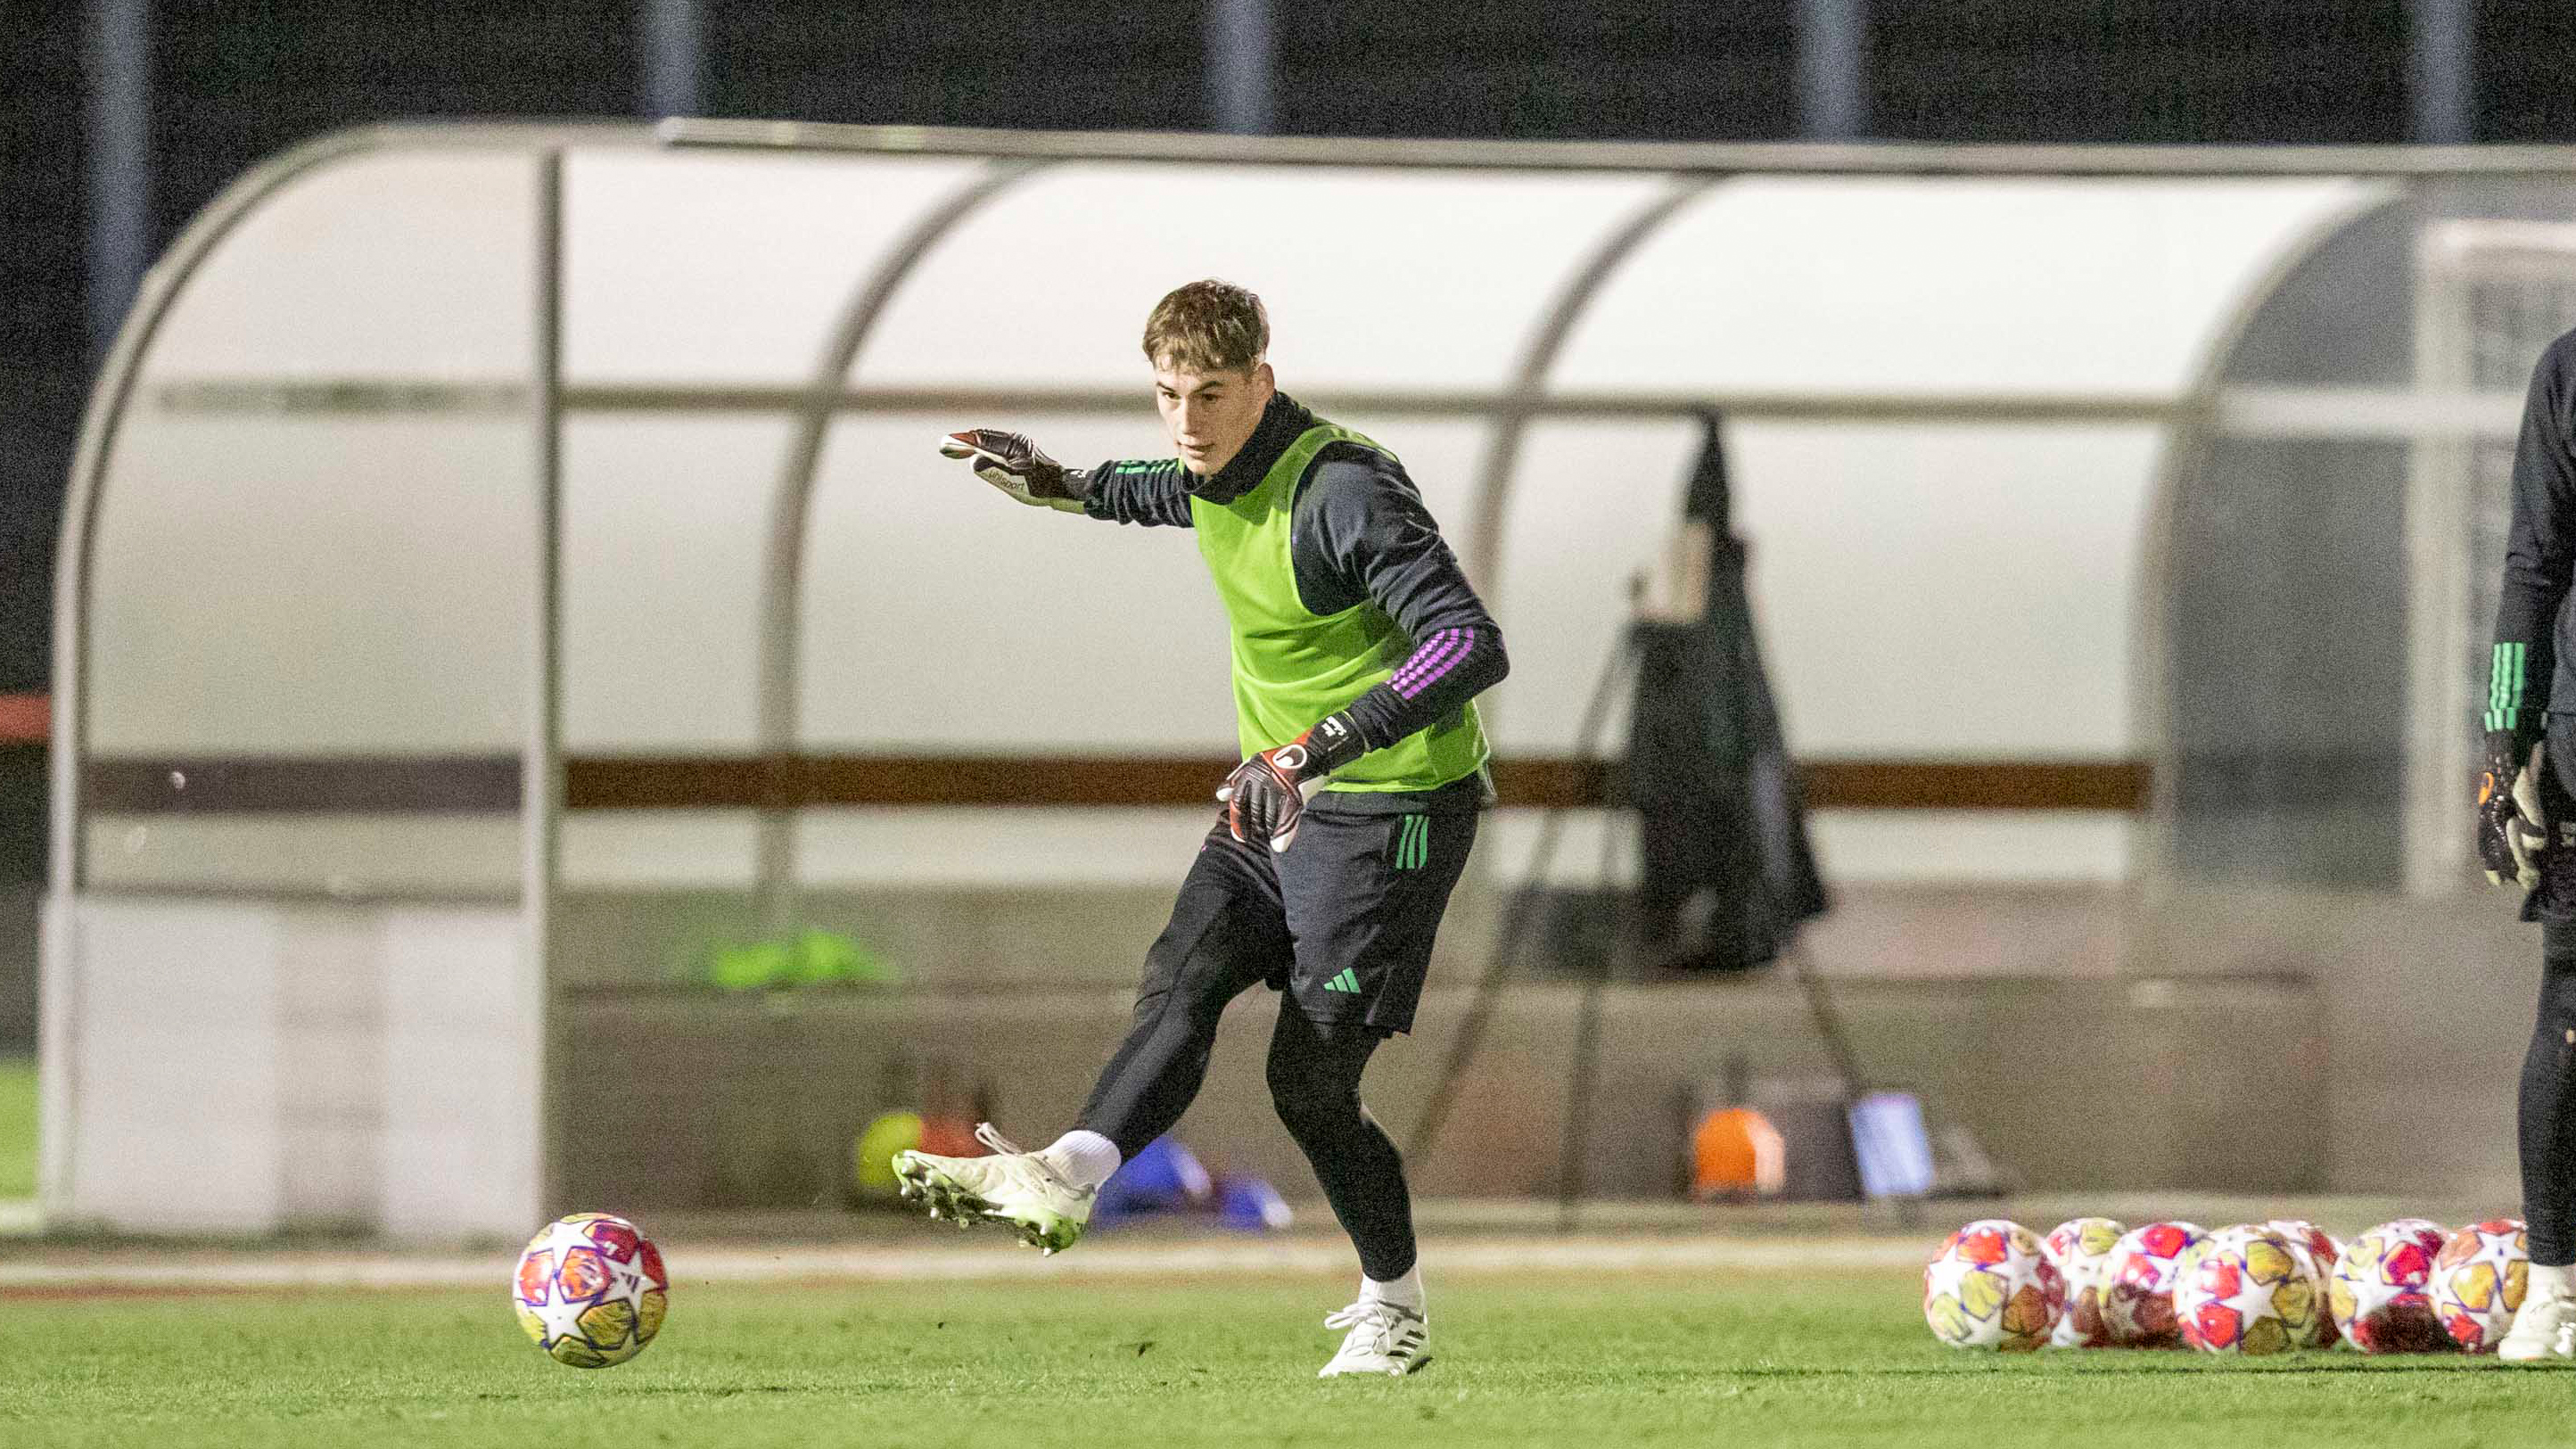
[2263,1219,2343,1348]
[2328,1221,2450,1354]
[2175,1227,2318,1354]
[1923,1219,2062,1351]
[2040,1217,2127,1348]
[514,1213,670,1368]
[2099,1222,2207,1347]
[2429,1218,2529,1354]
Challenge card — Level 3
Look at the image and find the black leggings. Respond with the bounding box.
[2523,927,2576,1265]
[1075,835,1418,1282]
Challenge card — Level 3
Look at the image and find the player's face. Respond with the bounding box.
[1154,358,1274,477]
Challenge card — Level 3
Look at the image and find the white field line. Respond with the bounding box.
[0,1235,1930,1291]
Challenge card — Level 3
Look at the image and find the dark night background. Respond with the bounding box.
[4,1,2575,895]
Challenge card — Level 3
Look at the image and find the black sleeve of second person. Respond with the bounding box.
[1290,447,1509,749]
[2497,330,2576,737]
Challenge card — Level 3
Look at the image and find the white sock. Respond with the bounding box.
[2533,1262,2572,1302]
[1362,1264,1425,1316]
[1039,1131,1122,1191]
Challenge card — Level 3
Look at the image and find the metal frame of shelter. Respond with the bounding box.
[46,121,2576,1208]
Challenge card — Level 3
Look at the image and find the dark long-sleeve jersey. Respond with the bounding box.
[1066,392,1509,809]
[2494,328,2576,742]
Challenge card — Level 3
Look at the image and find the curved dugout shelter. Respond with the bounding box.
[47,123,2576,1234]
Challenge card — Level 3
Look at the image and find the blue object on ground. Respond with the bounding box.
[1215,1175,1293,1232]
[1095,1135,1214,1221]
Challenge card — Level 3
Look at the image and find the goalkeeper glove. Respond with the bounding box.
[2478,730,2550,889]
[937,429,1086,513]
[1217,712,1368,853]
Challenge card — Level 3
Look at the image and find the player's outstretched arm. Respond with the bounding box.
[936,429,1087,513]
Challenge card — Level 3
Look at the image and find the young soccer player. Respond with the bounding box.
[2481,325,2576,1362]
[893,279,1508,1378]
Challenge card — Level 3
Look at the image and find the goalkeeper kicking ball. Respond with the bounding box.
[2328,1220,2449,1354]
[1923,1219,2062,1351]
[2040,1216,2127,1347]
[513,1213,670,1368]
[2429,1218,2529,1354]
[2175,1227,2318,1354]
[2099,1221,2207,1347]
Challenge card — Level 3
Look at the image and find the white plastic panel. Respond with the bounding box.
[1726,423,2161,756]
[1478,417,1705,752]
[88,415,535,754]
[146,151,535,378]
[564,150,988,383]
[378,906,539,1240]
[564,417,786,751]
[65,899,284,1233]
[1477,807,2135,887]
[85,816,521,897]
[798,412,1495,750]
[800,413,1233,750]
[863,166,1669,391]
[798,807,1217,887]
[1556,177,2366,398]
[1487,420,2161,759]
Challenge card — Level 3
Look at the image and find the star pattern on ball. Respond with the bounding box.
[540,1217,607,1266]
[606,1245,657,1318]
[2470,1224,2521,1260]
[529,1259,594,1346]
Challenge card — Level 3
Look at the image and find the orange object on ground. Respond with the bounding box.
[1691,1106,1787,1198]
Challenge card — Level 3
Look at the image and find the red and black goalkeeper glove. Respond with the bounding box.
[1217,712,1369,853]
[936,429,1086,513]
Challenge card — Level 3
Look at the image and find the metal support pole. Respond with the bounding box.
[1794,0,1868,142]
[528,152,566,1219]
[86,0,152,357]
[2409,0,2474,145]
[640,0,705,119]
[1206,0,1276,136]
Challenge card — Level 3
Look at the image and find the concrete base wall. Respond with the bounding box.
[557,879,2541,1210]
[562,972,2328,1210]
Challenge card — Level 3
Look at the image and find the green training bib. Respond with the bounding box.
[1189,422,1489,794]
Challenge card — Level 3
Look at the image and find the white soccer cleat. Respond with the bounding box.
[891,1124,1093,1256]
[1317,1300,1430,1378]
[2499,1282,2576,1363]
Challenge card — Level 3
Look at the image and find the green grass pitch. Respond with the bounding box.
[0,1266,2563,1448]
[0,1054,32,1200]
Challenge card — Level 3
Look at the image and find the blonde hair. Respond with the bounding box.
[1141,279,1268,375]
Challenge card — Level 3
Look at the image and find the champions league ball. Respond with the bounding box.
[1924,1219,2063,1351]
[2328,1221,2450,1354]
[2040,1217,2127,1348]
[514,1213,671,1368]
[2264,1219,2343,1348]
[2099,1221,2207,1347]
[2429,1218,2530,1354]
[2175,1227,2318,1355]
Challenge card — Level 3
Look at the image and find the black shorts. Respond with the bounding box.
[1164,805,1477,1035]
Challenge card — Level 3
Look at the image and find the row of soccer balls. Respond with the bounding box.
[1925,1215,2528,1354]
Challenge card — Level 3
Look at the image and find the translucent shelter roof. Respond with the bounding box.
[55,124,2576,905]
[53,122,2576,1239]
